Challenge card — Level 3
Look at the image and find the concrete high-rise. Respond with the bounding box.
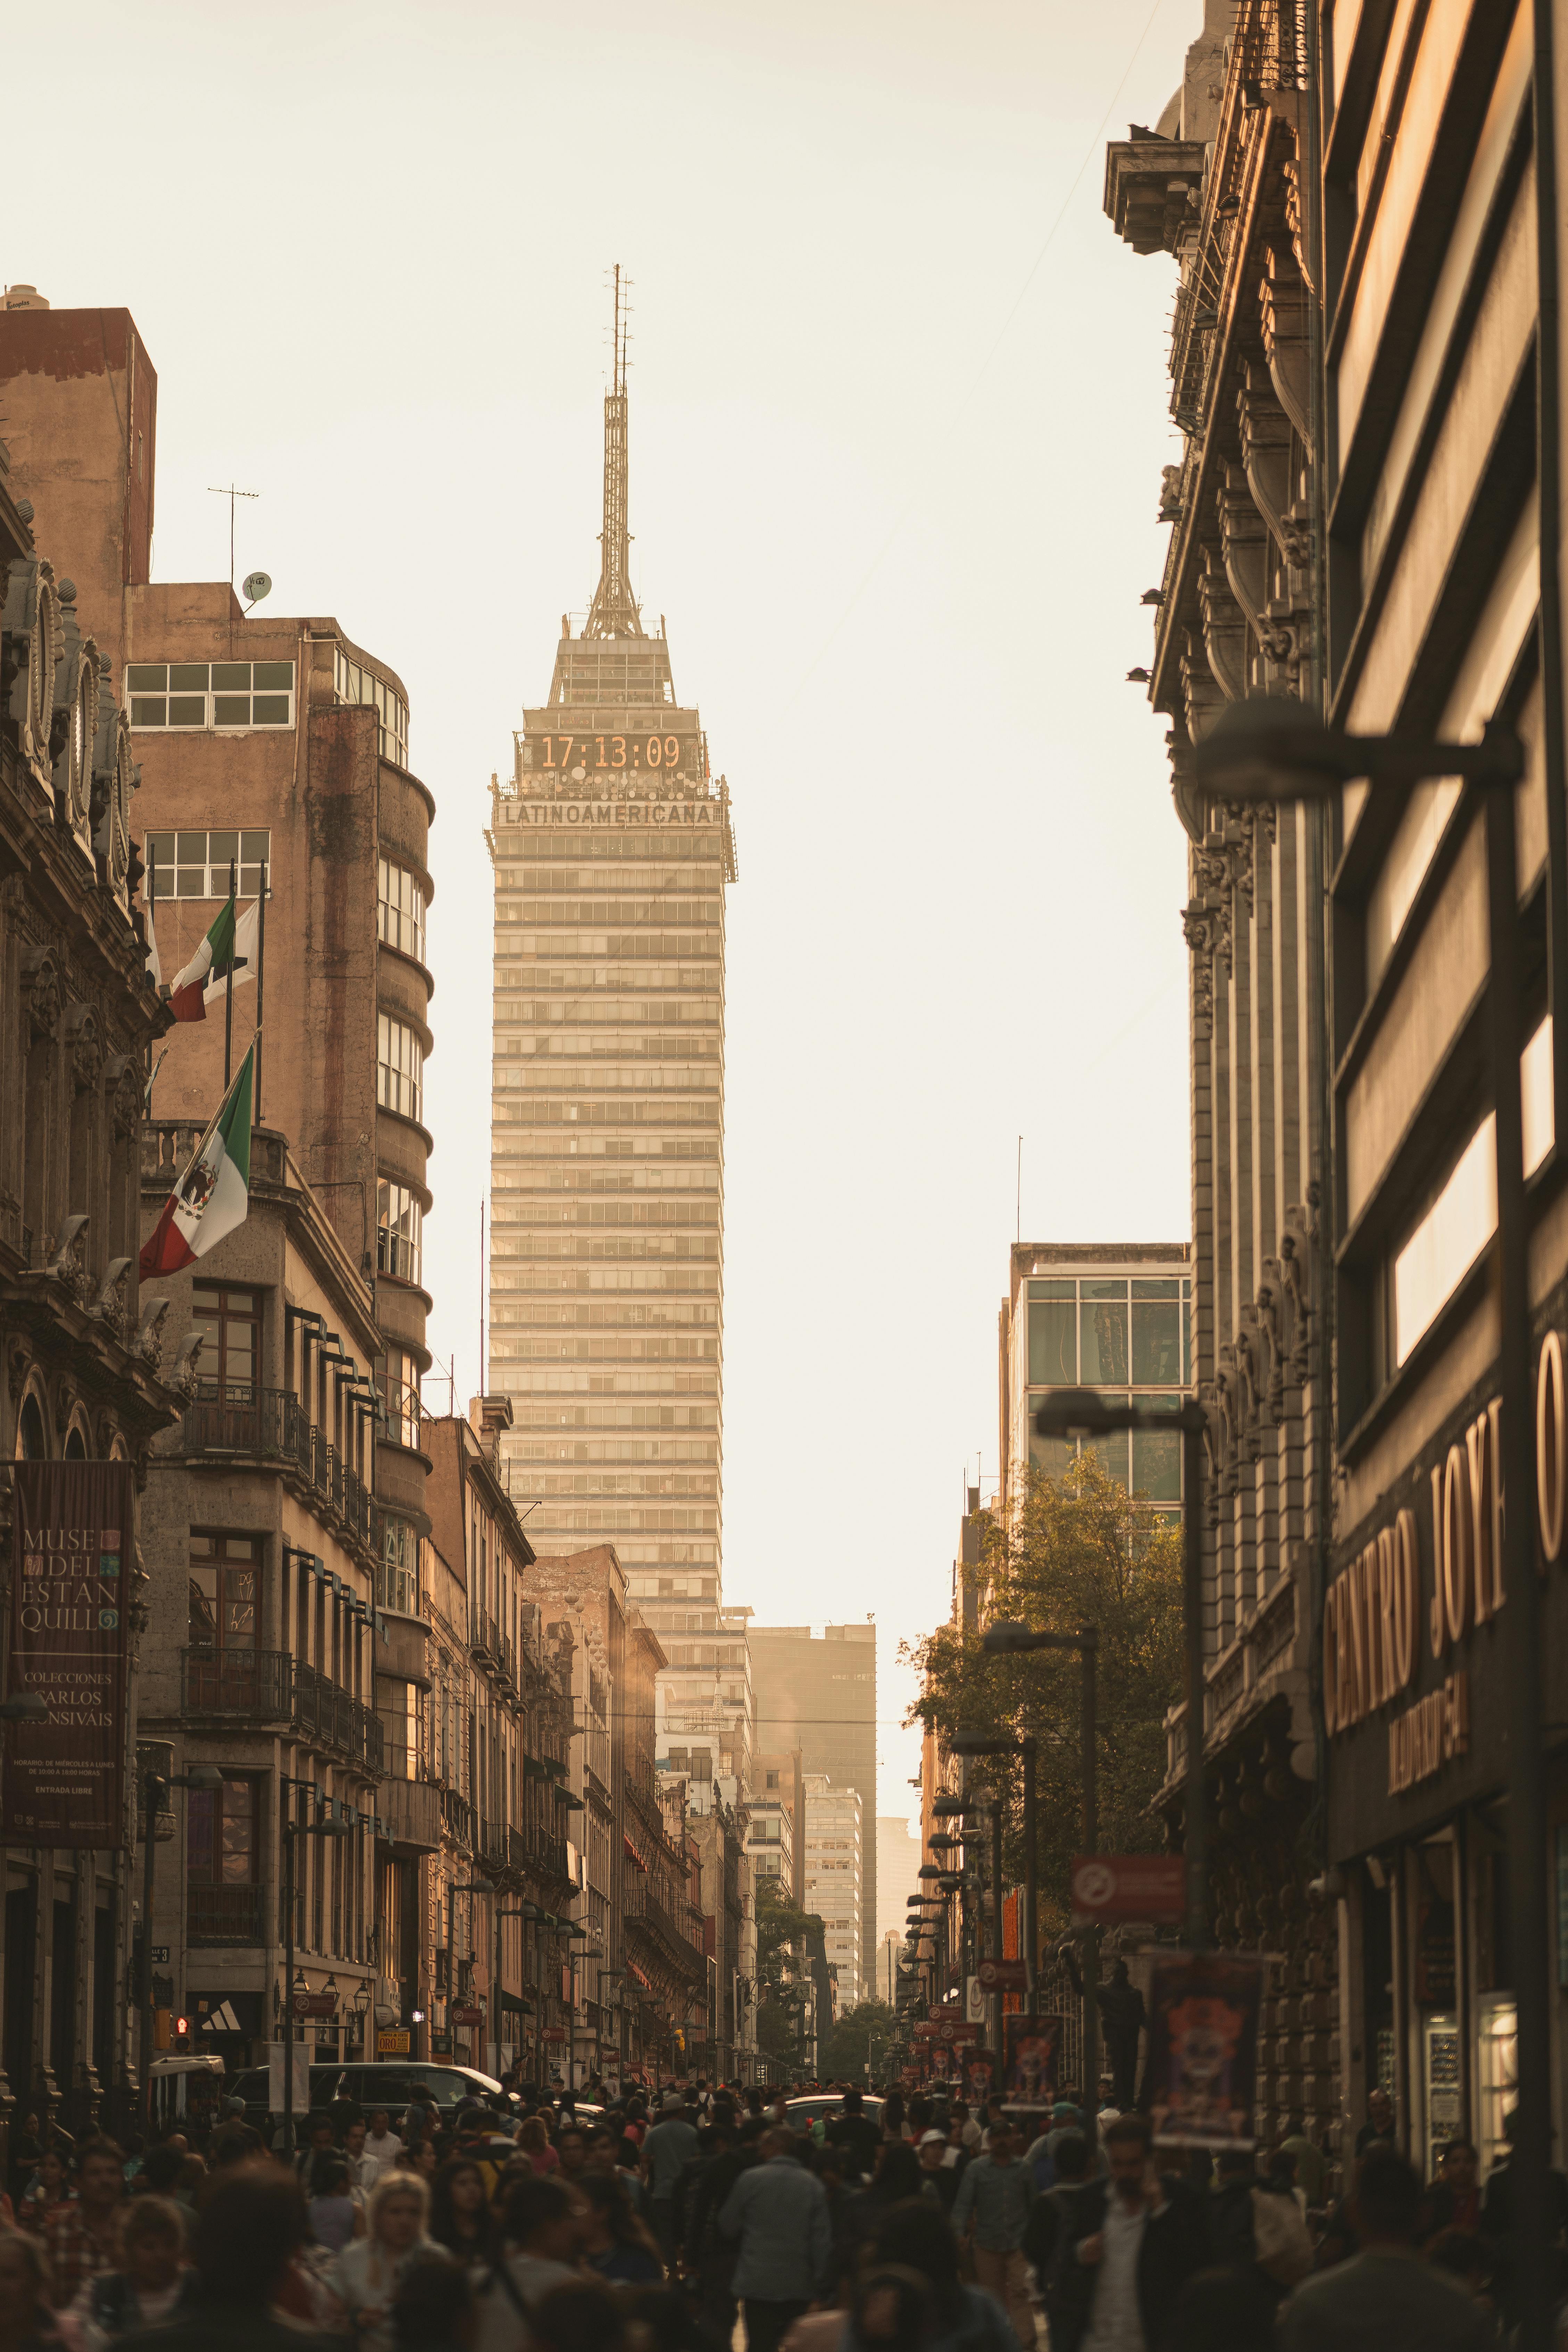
[488,286,736,1607]
[751,1624,876,1984]
[876,1815,921,1948]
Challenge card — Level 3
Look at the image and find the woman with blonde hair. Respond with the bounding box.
[330,2170,447,2351]
[518,2119,558,2177]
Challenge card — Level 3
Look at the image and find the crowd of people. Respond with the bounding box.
[0,2072,1530,2351]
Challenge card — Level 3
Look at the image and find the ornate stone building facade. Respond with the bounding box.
[0,435,180,2147]
[1105,0,1339,2149]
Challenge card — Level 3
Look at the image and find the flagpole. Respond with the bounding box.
[224,859,236,1089]
[255,858,268,1127]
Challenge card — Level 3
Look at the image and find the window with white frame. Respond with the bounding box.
[335,647,408,768]
[127,661,295,732]
[376,1180,423,1284]
[377,857,427,964]
[380,1345,422,1449]
[377,1015,423,1125]
[145,829,271,902]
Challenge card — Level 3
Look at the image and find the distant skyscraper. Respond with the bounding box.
[803,1775,864,2006]
[489,279,737,1635]
[750,1624,877,1982]
[876,1815,921,1947]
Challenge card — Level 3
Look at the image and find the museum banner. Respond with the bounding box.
[2,1462,133,1848]
[1142,1950,1264,2149]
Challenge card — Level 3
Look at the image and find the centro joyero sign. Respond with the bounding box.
[1324,1332,1568,1796]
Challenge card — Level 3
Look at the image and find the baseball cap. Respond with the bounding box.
[920,2130,947,2147]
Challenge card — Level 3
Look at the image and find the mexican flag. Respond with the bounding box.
[166,897,259,1022]
[140,1046,254,1280]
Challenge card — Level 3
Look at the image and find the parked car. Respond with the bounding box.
[227,2059,511,2136]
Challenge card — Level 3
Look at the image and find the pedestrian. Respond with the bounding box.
[295,2120,337,2185]
[824,2093,881,2185]
[1354,2089,1397,2159]
[498,2175,589,2308]
[577,2176,664,2286]
[681,2116,753,2351]
[556,2129,591,2187]
[640,2096,699,2271]
[365,2114,408,2182]
[126,2166,340,2352]
[948,2117,1033,2350]
[307,2155,362,2254]
[45,2141,130,2311]
[62,2198,194,2349]
[390,2261,476,2352]
[1050,2112,1210,2352]
[879,2096,909,2146]
[1275,2113,1327,2210]
[1020,2129,1092,2347]
[19,2148,71,2236]
[343,2121,377,2196]
[1279,2144,1492,2350]
[869,2198,1022,2352]
[0,2229,60,2352]
[1479,2103,1568,2325]
[331,2173,446,2352]
[717,2126,832,2352]
[529,2279,627,2352]
[917,2132,959,2216]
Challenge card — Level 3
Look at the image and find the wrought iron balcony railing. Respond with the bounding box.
[184,1385,374,1551]
[188,1883,265,1947]
[181,1647,384,1775]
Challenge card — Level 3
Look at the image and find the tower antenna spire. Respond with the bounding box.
[585,263,643,639]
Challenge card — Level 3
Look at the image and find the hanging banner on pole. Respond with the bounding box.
[1142,1950,1264,2149]
[3,1463,133,1848]
[1000,2014,1062,2112]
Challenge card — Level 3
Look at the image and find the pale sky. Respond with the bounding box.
[13,0,1198,1835]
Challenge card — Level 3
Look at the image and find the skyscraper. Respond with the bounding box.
[750,1624,877,1983]
[488,280,736,1624]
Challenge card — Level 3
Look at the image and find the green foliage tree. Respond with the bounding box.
[819,1998,897,2084]
[754,1876,825,2073]
[901,1453,1182,1942]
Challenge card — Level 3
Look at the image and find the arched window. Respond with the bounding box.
[64,1426,87,1461]
[18,1395,46,1460]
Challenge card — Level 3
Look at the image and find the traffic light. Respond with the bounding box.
[173,2015,190,2053]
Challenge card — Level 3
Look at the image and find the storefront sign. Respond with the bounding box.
[1144,1951,1263,2150]
[292,1992,338,2019]
[1070,1855,1185,1926]
[975,1957,1028,1993]
[543,2026,566,2044]
[451,2004,485,2027]
[2,1463,133,1848]
[1387,1671,1470,1794]
[378,2029,411,2054]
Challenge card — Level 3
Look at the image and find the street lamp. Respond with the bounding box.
[140,1763,224,2132]
[1196,694,1546,2344]
[980,1621,1101,2129]
[949,1734,1039,2111]
[281,1806,352,2158]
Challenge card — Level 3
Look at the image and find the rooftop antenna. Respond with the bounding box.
[208,483,258,592]
[584,265,643,639]
[1016,1136,1023,1244]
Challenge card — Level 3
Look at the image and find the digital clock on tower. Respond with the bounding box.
[525,731,700,777]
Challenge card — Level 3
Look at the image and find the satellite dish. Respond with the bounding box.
[242,571,272,608]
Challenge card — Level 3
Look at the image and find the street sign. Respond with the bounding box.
[936,2017,980,2045]
[927,2002,961,2024]
[451,2004,484,2027]
[543,2026,566,2045]
[1070,1855,1185,1926]
[150,1946,170,1966]
[292,1992,338,2019]
[976,1957,1028,1993]
[377,2029,411,2054]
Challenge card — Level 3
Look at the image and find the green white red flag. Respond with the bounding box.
[166,896,258,1022]
[140,1046,254,1280]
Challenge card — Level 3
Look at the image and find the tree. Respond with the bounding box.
[902,1453,1182,1941]
[754,1876,825,2073]
[819,1998,896,2085]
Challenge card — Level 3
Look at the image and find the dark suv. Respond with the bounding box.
[228,2060,509,2135]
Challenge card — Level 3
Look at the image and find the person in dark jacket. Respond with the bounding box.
[680,2120,753,2351]
[1050,2114,1210,2352]
[826,2092,882,2184]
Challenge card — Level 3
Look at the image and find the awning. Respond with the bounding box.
[622,1834,648,1873]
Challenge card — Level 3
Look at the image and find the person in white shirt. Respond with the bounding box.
[361,2109,405,2184]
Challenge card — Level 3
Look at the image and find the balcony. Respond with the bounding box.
[181,1649,385,1775]
[626,1882,706,1980]
[441,1787,473,1850]
[188,1884,265,1947]
[478,1817,510,1872]
[379,1778,441,1855]
[183,1385,376,1554]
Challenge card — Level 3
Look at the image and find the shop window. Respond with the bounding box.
[190,1284,261,1403]
[188,1533,260,1651]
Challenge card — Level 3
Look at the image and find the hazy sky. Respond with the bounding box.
[14,0,1198,1832]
